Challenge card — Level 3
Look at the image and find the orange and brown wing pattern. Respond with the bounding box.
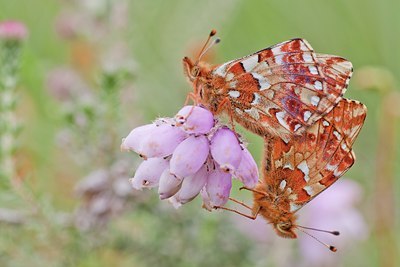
[212,38,353,139]
[263,99,366,213]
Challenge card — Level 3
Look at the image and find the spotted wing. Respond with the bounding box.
[212,38,353,139]
[262,99,366,213]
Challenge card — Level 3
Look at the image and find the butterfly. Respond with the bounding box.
[231,99,366,251]
[183,30,353,141]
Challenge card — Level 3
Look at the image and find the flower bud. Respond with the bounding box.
[122,123,187,159]
[170,135,209,179]
[130,157,169,190]
[174,164,209,204]
[205,165,232,207]
[121,123,157,153]
[158,168,182,200]
[210,127,242,173]
[175,105,214,134]
[234,146,259,188]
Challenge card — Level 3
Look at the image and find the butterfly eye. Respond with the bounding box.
[191,66,200,77]
[277,222,291,231]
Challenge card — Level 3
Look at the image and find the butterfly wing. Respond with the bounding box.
[213,39,353,139]
[262,99,366,213]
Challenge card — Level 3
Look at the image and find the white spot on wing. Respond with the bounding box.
[308,65,318,75]
[304,111,312,121]
[251,72,271,90]
[275,54,284,65]
[333,169,342,177]
[283,163,294,170]
[341,143,348,150]
[302,53,313,63]
[252,93,261,105]
[279,180,287,191]
[326,163,336,171]
[311,96,320,106]
[300,39,313,51]
[314,80,323,90]
[323,120,330,127]
[333,131,342,140]
[294,124,301,131]
[297,161,310,182]
[241,55,258,72]
[271,46,282,54]
[303,186,314,196]
[276,111,290,130]
[228,90,240,98]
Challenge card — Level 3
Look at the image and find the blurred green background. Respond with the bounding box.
[0,0,399,266]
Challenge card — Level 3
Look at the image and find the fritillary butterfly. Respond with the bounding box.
[183,30,353,141]
[236,99,366,251]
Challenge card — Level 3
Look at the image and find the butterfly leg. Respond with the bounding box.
[213,205,258,220]
[239,186,268,196]
[229,197,252,210]
[216,97,237,132]
[184,92,200,106]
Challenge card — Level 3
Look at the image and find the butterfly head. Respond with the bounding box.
[183,30,220,83]
[275,221,297,238]
[182,56,201,82]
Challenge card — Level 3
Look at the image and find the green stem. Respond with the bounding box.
[0,41,21,187]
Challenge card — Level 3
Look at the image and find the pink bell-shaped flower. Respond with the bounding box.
[169,135,209,179]
[174,163,209,204]
[210,127,242,173]
[122,123,187,159]
[121,123,157,153]
[205,164,232,207]
[234,146,259,188]
[175,105,215,134]
[129,157,169,190]
[158,168,183,200]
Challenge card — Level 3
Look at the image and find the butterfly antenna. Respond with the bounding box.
[296,228,338,252]
[295,225,340,236]
[195,29,220,65]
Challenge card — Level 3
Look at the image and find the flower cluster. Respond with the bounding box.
[121,106,259,208]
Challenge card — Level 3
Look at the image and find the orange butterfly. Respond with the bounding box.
[219,99,367,251]
[183,30,353,141]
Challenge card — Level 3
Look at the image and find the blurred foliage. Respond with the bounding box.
[0,0,399,266]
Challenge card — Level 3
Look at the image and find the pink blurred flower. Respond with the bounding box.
[0,21,28,41]
[46,67,88,102]
[122,105,259,208]
[298,179,368,266]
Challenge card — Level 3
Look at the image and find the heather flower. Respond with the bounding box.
[210,127,242,173]
[129,157,169,190]
[0,21,28,41]
[122,123,187,159]
[0,20,27,182]
[122,105,259,208]
[234,146,259,188]
[169,135,209,178]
